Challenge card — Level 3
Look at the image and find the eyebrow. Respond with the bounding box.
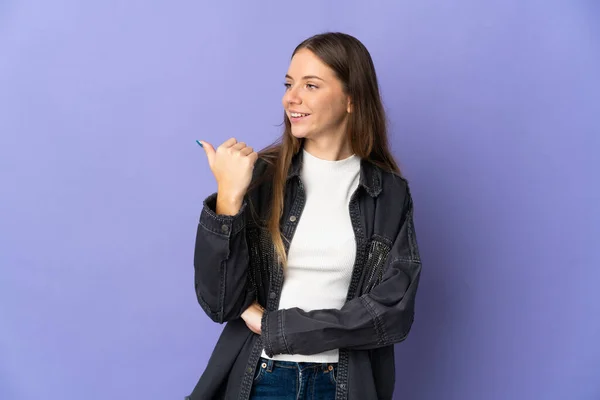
[285,74,325,82]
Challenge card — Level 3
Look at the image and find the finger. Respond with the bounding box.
[221,137,238,148]
[240,146,254,156]
[200,141,216,166]
[231,142,247,151]
[248,152,259,164]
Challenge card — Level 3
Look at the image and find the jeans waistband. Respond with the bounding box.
[258,357,338,373]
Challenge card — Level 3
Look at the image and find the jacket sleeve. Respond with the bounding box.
[193,193,256,323]
[261,189,421,356]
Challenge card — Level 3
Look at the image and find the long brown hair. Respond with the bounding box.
[259,32,400,267]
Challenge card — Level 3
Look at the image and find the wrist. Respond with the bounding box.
[216,190,244,216]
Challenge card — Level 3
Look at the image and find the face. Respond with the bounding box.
[282,49,352,140]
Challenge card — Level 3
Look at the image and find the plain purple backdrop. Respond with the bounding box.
[1,1,599,399]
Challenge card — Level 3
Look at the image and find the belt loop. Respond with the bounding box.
[266,358,274,372]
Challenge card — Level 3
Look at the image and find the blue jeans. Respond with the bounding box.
[249,357,337,400]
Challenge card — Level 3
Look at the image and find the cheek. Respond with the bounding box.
[314,96,338,117]
[325,100,347,122]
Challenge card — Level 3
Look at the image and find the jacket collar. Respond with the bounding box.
[287,148,382,198]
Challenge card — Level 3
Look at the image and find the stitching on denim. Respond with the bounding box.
[200,202,234,222]
[198,219,230,238]
[360,296,389,345]
[280,310,292,354]
[407,212,420,261]
[345,190,365,303]
[200,198,247,236]
[247,228,260,297]
[335,350,348,400]
[202,210,230,222]
[390,256,422,265]
[239,336,264,399]
[194,290,218,321]
[360,161,382,197]
[217,259,226,322]
[263,313,272,357]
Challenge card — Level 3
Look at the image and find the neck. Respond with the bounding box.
[303,135,353,161]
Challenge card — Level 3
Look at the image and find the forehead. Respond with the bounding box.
[286,49,335,79]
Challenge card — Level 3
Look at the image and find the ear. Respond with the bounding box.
[346,96,353,114]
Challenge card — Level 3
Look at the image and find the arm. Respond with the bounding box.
[261,188,421,356]
[193,193,256,323]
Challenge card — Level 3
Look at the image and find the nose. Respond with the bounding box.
[283,84,302,107]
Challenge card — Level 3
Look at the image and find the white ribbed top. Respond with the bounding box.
[262,149,361,363]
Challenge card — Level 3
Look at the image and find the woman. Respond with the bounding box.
[188,32,422,400]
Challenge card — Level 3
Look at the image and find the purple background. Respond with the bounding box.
[1,1,599,399]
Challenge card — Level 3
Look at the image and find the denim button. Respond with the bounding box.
[221,224,229,233]
[289,215,297,222]
[269,292,276,299]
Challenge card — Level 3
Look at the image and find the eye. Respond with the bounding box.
[283,82,292,90]
[306,83,318,90]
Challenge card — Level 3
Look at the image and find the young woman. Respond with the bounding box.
[187,32,422,400]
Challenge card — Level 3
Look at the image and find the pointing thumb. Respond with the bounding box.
[199,141,216,166]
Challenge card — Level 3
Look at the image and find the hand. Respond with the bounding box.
[241,302,265,335]
[200,138,259,205]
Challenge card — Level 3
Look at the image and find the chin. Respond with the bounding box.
[290,128,311,139]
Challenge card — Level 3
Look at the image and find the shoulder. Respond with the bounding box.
[379,167,411,197]
[364,164,416,243]
[375,166,414,211]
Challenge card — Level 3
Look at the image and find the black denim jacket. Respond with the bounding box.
[187,150,422,400]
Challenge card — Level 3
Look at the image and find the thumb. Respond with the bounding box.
[200,141,216,166]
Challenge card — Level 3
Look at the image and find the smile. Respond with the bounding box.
[290,112,310,118]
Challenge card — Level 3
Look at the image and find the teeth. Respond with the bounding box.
[291,113,308,117]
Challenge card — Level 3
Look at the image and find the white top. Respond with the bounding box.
[262,149,361,363]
